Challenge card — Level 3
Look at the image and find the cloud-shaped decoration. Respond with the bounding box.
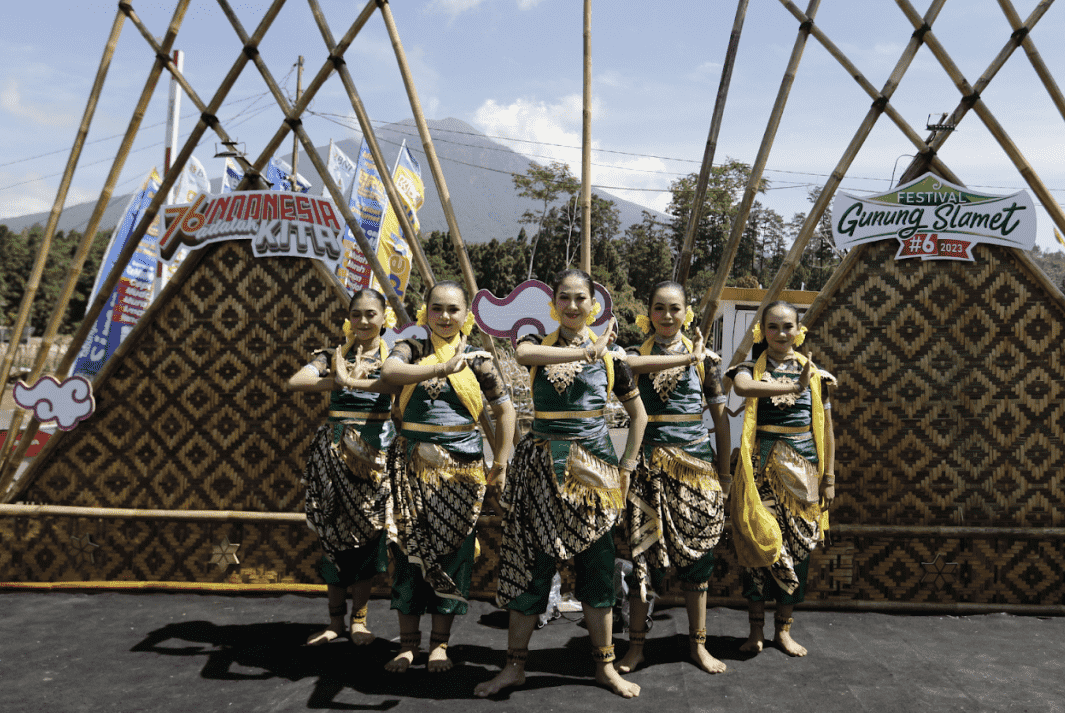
[382,323,429,349]
[13,375,96,431]
[472,279,614,348]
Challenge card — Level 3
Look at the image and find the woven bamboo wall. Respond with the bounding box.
[810,241,1065,528]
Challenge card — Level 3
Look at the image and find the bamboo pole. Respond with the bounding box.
[305,0,436,291]
[998,0,1065,121]
[214,0,410,325]
[724,0,949,369]
[580,0,592,274]
[291,55,303,182]
[0,503,304,522]
[694,0,814,331]
[0,9,125,404]
[894,0,1065,244]
[0,2,192,494]
[675,0,750,288]
[375,3,501,359]
[896,0,1053,184]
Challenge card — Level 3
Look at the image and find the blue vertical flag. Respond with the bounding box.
[74,169,162,379]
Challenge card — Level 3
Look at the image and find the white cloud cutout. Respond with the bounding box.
[0,79,76,128]
[13,375,95,431]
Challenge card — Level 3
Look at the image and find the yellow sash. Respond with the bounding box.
[731,351,826,568]
[398,332,483,423]
[530,328,614,395]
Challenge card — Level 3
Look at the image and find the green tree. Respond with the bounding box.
[665,159,761,298]
[512,161,580,280]
[620,211,674,306]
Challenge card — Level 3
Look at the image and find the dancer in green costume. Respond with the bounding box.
[727,301,836,657]
[475,269,647,700]
[381,280,515,673]
[288,288,399,647]
[616,280,732,675]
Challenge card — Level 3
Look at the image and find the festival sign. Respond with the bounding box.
[832,173,1036,261]
[159,190,344,274]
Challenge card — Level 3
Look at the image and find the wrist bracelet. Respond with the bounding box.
[619,458,638,471]
[585,345,596,361]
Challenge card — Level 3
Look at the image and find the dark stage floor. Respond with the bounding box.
[2,591,1062,712]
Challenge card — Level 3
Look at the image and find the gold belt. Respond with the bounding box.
[329,410,390,422]
[534,409,605,419]
[647,413,703,423]
[402,421,476,433]
[757,424,811,434]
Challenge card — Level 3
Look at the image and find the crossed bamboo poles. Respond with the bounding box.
[0,0,501,499]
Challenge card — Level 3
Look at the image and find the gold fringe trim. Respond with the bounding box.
[650,446,720,492]
[411,442,487,487]
[762,458,822,523]
[560,443,624,511]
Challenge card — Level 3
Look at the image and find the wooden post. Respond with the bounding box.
[725,0,948,369]
[0,1,192,494]
[215,0,411,324]
[0,9,124,403]
[694,0,814,331]
[580,0,592,274]
[674,0,750,288]
[306,0,436,291]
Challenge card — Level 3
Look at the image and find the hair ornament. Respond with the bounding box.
[415,304,427,326]
[549,300,560,323]
[384,306,398,330]
[585,299,602,326]
[682,305,695,330]
[752,322,764,343]
[635,314,652,334]
[794,325,808,347]
[461,311,476,336]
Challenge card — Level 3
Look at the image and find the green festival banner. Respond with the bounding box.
[831,173,1036,261]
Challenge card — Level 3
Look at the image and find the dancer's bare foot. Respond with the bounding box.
[690,632,727,673]
[773,619,807,657]
[306,622,345,646]
[385,631,421,672]
[385,649,416,672]
[615,643,644,674]
[474,662,526,697]
[595,663,640,698]
[739,613,765,654]
[427,638,453,673]
[349,619,374,646]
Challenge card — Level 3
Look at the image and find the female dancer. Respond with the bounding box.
[616,280,731,675]
[727,300,835,657]
[475,269,647,699]
[287,288,399,647]
[380,280,515,673]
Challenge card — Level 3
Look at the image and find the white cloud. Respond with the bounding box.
[688,61,721,83]
[0,79,76,128]
[473,94,673,213]
[0,170,95,221]
[516,0,547,8]
[426,0,486,17]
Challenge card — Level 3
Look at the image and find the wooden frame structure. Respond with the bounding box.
[5,1,1065,613]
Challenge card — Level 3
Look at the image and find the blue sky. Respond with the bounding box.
[2,0,1064,252]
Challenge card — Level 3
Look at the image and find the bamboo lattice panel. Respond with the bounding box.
[21,240,342,512]
[809,241,1065,528]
